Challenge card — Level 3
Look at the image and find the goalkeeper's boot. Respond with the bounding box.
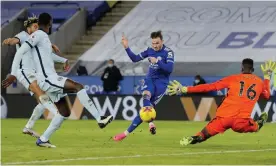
[36,138,56,148]
[22,127,40,138]
[149,122,156,135]
[113,133,127,142]
[257,112,268,130]
[98,115,113,129]
[180,136,203,146]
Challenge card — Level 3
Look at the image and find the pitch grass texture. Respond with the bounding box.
[2,119,276,165]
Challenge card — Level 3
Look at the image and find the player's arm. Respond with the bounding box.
[168,76,232,95]
[10,31,41,76]
[261,79,270,100]
[260,60,276,99]
[156,51,174,74]
[51,53,67,63]
[10,43,32,76]
[273,68,276,88]
[52,44,60,54]
[187,76,231,93]
[121,34,148,62]
[51,53,70,72]
[2,37,20,45]
[125,47,149,62]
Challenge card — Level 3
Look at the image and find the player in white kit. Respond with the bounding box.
[8,13,113,148]
[2,17,69,138]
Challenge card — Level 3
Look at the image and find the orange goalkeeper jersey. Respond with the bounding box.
[187,74,270,118]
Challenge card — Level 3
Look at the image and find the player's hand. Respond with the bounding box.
[63,60,70,72]
[2,38,12,45]
[261,60,276,80]
[148,57,158,64]
[121,33,128,49]
[2,74,17,88]
[52,44,61,54]
[167,80,188,96]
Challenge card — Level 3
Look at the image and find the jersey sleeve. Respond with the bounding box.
[125,47,149,62]
[261,79,270,99]
[10,43,32,76]
[51,53,67,63]
[188,76,233,93]
[25,31,43,48]
[14,32,26,45]
[156,50,174,73]
[166,51,174,64]
[138,48,149,60]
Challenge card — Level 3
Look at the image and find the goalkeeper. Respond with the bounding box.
[167,59,275,146]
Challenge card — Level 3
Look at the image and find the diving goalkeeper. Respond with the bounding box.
[167,59,275,146]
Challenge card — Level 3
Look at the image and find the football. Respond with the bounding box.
[139,106,156,122]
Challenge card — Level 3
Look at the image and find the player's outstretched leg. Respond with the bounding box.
[64,79,113,129]
[23,81,59,138]
[149,121,156,135]
[36,113,65,148]
[180,128,212,146]
[36,97,71,148]
[142,91,157,135]
[23,103,45,138]
[113,90,154,141]
[113,115,143,141]
[180,117,224,146]
[29,81,59,119]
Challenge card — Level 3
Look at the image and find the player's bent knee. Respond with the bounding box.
[143,90,151,96]
[75,82,84,92]
[142,91,151,99]
[59,110,71,117]
[29,81,44,96]
[38,94,50,104]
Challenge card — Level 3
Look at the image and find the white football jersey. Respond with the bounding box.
[27,30,57,78]
[14,31,35,71]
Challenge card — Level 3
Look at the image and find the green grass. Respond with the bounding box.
[1,119,276,165]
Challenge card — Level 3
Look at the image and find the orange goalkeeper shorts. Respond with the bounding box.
[204,117,259,136]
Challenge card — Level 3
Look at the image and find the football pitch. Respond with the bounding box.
[2,119,276,165]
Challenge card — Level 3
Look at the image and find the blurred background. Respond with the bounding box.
[1,1,276,122]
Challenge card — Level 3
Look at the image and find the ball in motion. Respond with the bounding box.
[139,107,156,122]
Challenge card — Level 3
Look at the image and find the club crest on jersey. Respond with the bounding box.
[57,77,63,81]
[168,52,173,58]
[157,56,162,60]
[29,75,35,80]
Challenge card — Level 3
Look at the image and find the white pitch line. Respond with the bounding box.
[4,148,276,165]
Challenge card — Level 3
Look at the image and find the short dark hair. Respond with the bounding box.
[195,75,201,79]
[108,59,114,63]
[150,30,163,40]
[242,58,254,70]
[38,13,52,26]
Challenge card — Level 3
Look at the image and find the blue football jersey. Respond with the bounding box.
[125,44,174,81]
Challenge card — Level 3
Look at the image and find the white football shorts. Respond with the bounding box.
[38,74,68,102]
[16,69,36,96]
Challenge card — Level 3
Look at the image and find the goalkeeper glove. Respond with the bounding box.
[261,60,276,80]
[167,80,188,96]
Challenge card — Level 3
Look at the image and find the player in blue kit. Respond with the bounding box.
[113,31,174,141]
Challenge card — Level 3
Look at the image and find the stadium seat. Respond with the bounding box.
[1,1,111,28]
[27,7,80,31]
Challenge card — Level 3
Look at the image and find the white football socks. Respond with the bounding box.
[40,113,65,142]
[124,131,129,136]
[77,89,101,122]
[149,122,154,127]
[39,94,58,114]
[25,103,45,129]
